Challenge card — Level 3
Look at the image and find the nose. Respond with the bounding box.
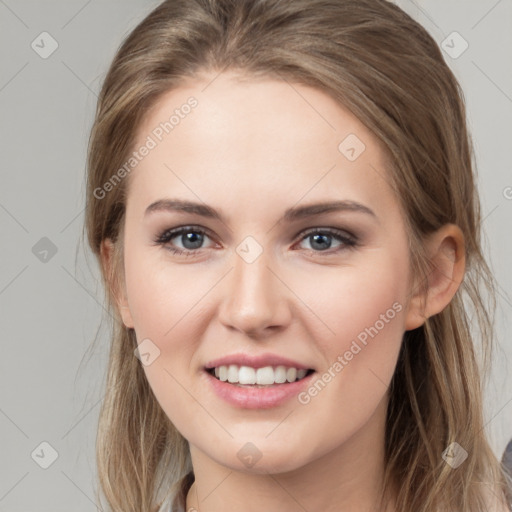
[217,245,292,338]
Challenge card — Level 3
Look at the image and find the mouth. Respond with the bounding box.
[205,365,315,388]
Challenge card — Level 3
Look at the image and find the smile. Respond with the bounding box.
[207,365,314,386]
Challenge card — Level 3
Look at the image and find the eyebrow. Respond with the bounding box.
[145,198,377,223]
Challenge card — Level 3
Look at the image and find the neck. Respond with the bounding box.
[185,395,395,512]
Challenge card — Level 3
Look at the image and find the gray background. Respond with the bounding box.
[0,1,510,510]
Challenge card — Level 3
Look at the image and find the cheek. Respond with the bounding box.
[290,252,408,434]
[292,252,408,354]
[123,242,209,343]
[122,243,220,390]
[123,248,214,434]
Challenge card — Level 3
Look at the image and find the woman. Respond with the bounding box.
[84,0,512,510]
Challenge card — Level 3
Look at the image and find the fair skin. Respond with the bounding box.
[101,71,465,512]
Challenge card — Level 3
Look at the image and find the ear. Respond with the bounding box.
[404,224,465,331]
[100,238,135,329]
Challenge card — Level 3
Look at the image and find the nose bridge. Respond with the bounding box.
[218,240,289,335]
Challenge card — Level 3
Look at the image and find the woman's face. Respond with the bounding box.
[115,71,419,474]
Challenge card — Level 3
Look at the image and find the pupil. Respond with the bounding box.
[183,232,203,249]
[311,234,331,250]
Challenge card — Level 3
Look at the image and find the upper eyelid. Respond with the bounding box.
[157,225,215,242]
[299,226,355,238]
[156,225,357,247]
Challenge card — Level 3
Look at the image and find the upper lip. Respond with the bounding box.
[204,352,313,371]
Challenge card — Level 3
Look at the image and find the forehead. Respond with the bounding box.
[127,71,396,217]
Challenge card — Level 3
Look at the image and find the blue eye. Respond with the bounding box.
[297,228,357,253]
[154,226,358,257]
[155,226,213,256]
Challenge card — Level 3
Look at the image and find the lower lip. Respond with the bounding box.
[203,369,315,409]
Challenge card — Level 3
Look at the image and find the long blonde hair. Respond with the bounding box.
[83,0,511,510]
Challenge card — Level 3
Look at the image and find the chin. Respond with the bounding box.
[203,436,318,475]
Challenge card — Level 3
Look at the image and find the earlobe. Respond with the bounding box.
[100,238,135,329]
[404,224,465,331]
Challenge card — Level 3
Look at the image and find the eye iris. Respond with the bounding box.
[310,233,332,251]
[182,231,203,249]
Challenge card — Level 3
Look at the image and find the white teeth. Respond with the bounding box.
[219,366,228,382]
[238,366,256,385]
[209,364,311,385]
[256,366,274,385]
[286,367,297,383]
[274,365,287,383]
[227,364,239,383]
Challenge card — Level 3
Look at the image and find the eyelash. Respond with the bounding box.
[153,225,359,258]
